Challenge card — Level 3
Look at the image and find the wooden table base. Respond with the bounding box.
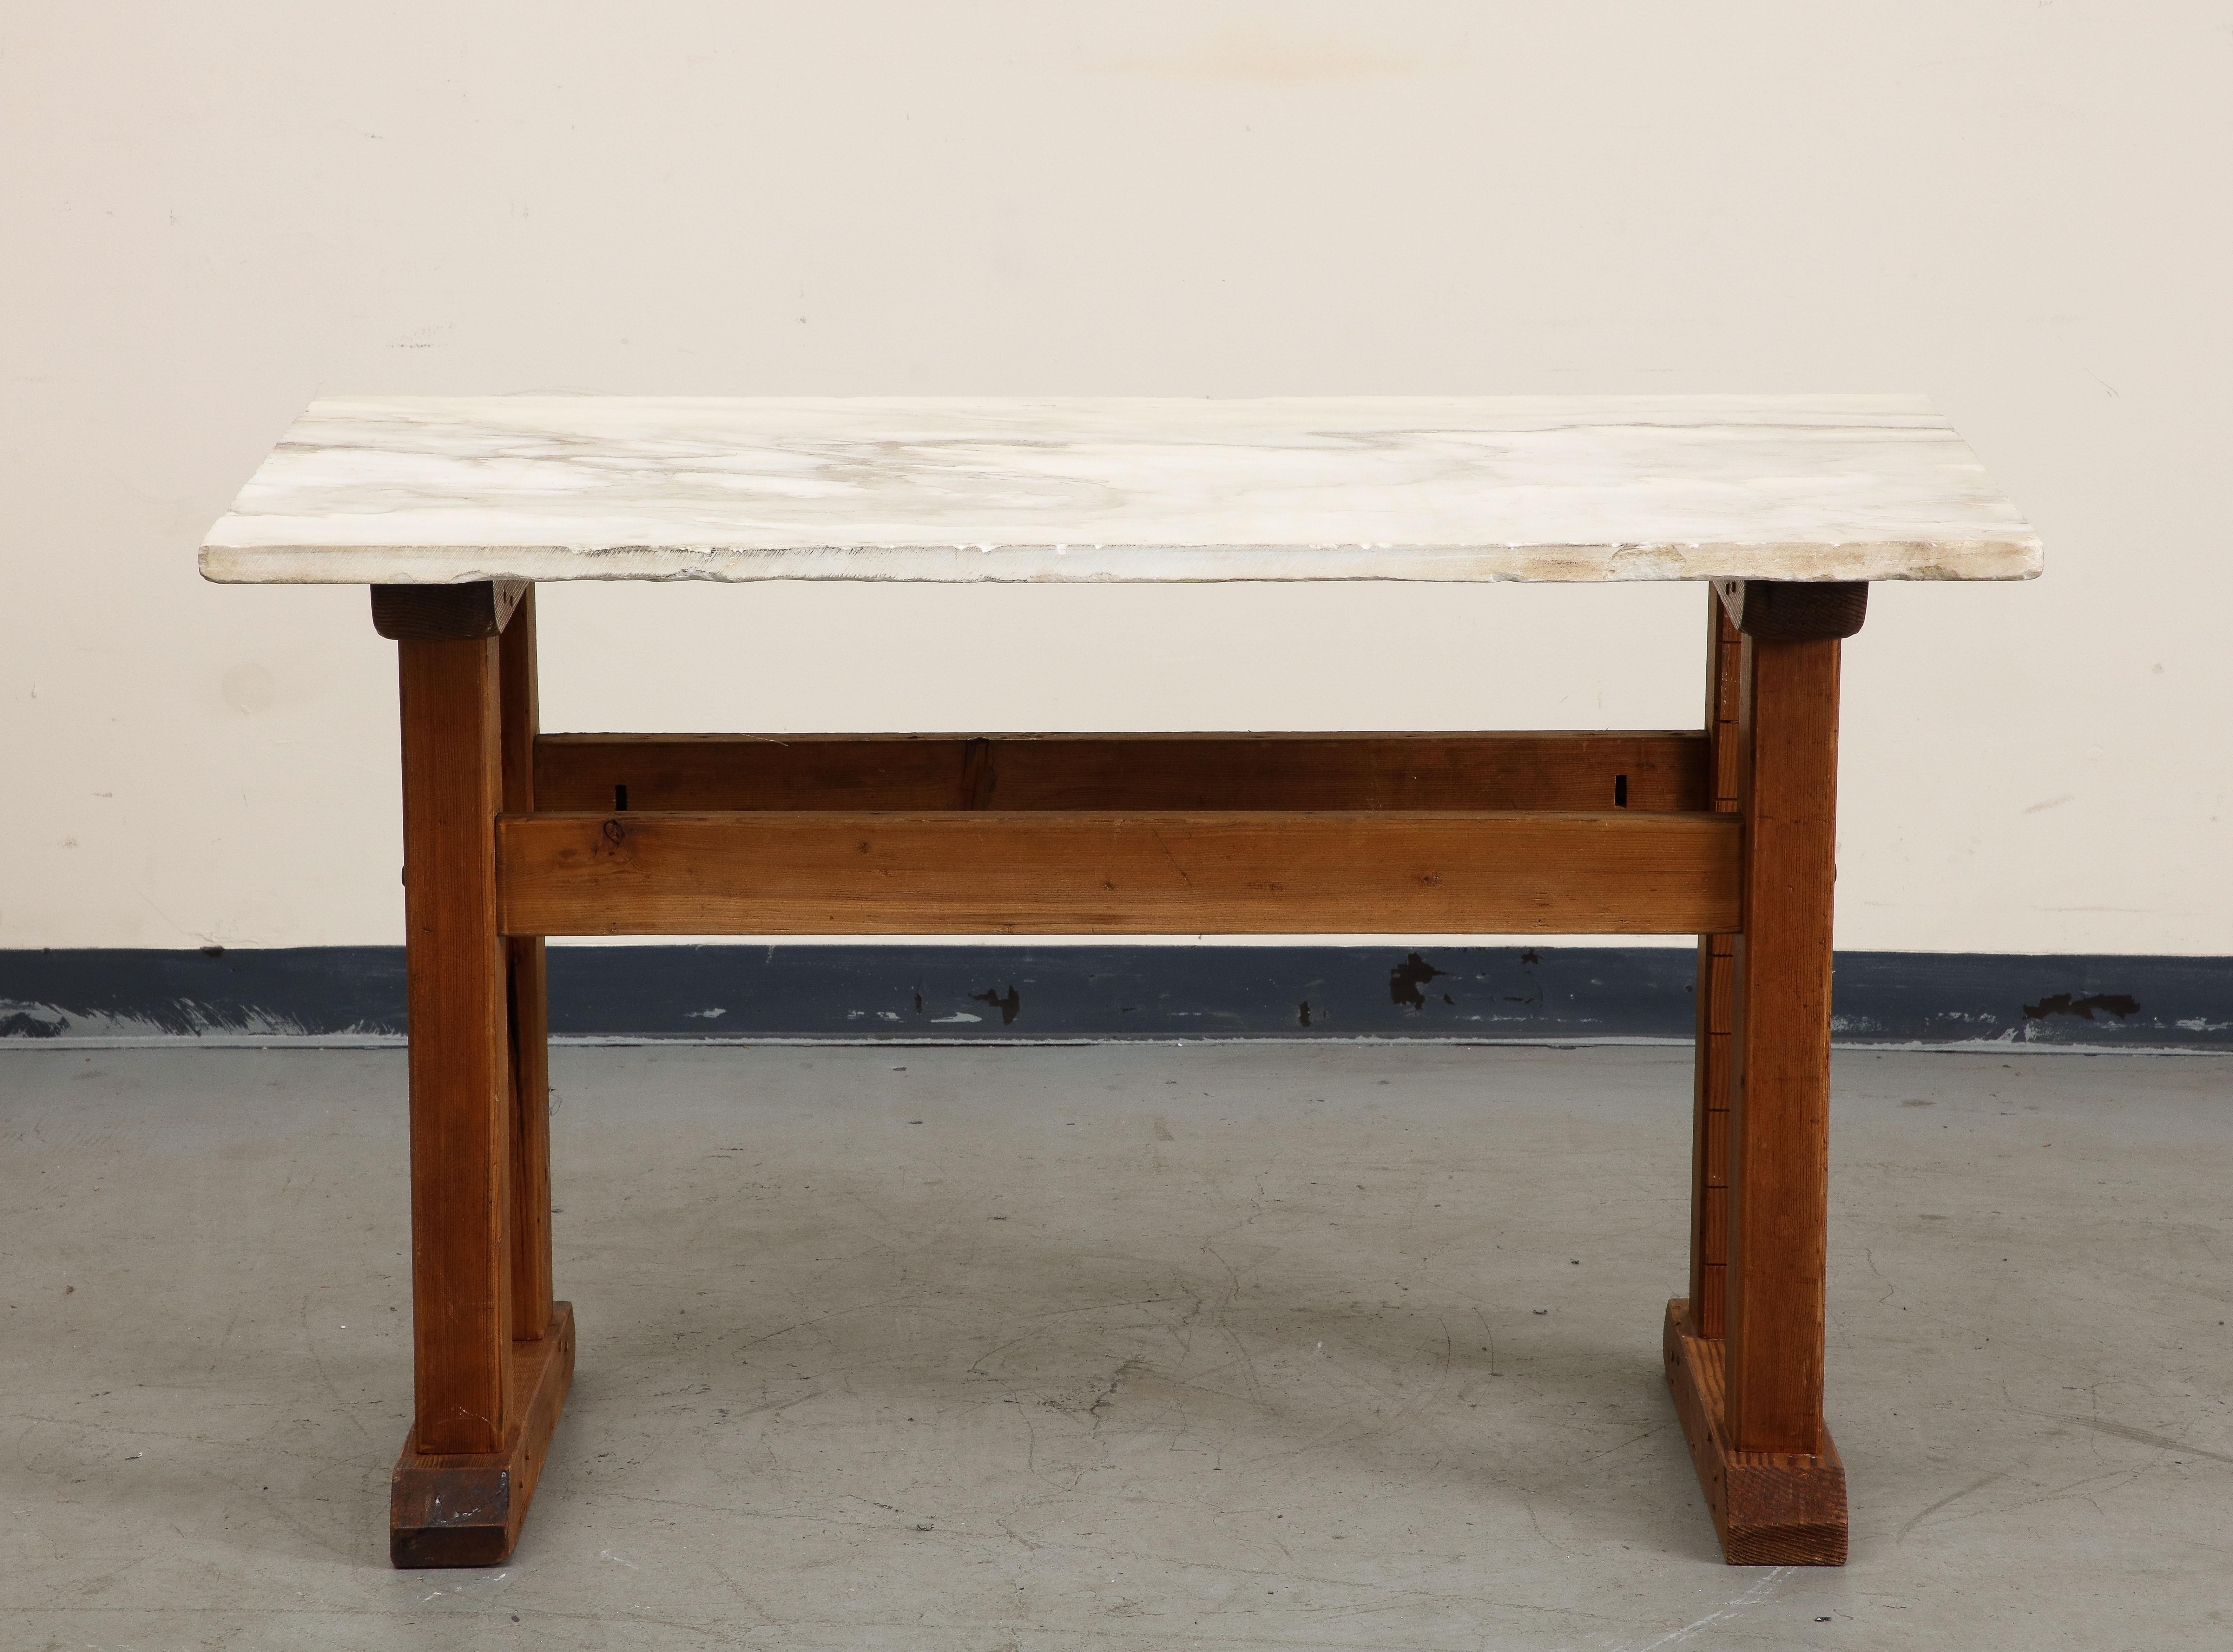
[374,579,1861,1569]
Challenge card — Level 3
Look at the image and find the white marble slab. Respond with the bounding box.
[200,396,2039,585]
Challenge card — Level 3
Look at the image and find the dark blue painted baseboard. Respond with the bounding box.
[1,945,2226,1048]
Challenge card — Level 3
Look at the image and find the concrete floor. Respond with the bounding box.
[2,1043,2229,1651]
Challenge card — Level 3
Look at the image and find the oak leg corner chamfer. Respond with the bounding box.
[1663,1299,1847,1566]
[390,1304,577,1568]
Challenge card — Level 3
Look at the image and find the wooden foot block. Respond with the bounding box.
[1662,1298,1847,1565]
[391,1302,576,1568]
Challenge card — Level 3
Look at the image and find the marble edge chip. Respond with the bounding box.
[200,537,2044,586]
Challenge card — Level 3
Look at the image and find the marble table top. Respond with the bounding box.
[200,396,2039,586]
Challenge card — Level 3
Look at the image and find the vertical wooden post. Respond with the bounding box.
[500,589,554,1341]
[1688,592,1741,1339]
[398,634,513,1455]
[380,580,577,1568]
[1724,629,1840,1455]
[1664,579,1856,1564]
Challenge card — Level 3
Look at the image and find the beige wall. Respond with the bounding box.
[4,3,2225,955]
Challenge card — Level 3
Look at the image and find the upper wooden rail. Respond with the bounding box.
[497,809,1739,937]
[534,731,1709,815]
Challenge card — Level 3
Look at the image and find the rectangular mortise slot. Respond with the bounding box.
[1614,774,1629,808]
[614,783,629,812]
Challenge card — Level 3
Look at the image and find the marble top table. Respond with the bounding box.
[200,394,2039,586]
[201,394,2034,1574]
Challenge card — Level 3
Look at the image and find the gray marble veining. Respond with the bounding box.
[200,395,2039,585]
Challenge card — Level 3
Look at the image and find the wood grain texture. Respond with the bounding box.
[498,591,552,1343]
[1725,633,1841,1455]
[1689,593,1743,1339]
[391,1302,575,1569]
[1663,1298,1847,1565]
[399,636,511,1454]
[1715,580,1868,641]
[372,580,526,640]
[532,731,1709,815]
[495,810,1741,937]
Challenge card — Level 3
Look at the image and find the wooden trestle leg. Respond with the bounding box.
[1666,580,1863,1566]
[379,582,573,1569]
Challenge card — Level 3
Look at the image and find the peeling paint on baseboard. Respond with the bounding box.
[2020,991,2142,1023]
[0,947,2227,1050]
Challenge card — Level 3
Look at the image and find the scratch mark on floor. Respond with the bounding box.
[1899,1465,2017,1542]
[1619,1564,1796,1649]
[2049,1413,2233,1466]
